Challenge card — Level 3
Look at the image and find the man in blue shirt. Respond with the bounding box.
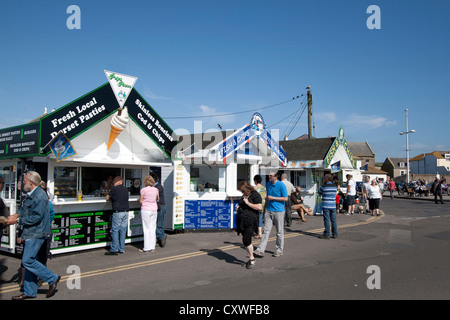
[254,171,288,257]
[318,174,338,239]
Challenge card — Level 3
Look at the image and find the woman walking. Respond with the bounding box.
[139,175,159,252]
[366,180,382,216]
[236,181,262,269]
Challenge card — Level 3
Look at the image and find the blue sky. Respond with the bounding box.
[1,0,449,162]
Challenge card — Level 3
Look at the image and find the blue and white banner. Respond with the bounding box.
[260,129,287,166]
[215,113,287,166]
[217,123,254,164]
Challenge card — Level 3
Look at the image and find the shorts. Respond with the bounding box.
[346,195,355,206]
[369,198,380,210]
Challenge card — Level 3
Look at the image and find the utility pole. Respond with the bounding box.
[307,88,312,139]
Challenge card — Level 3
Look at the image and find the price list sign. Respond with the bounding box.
[184,200,232,229]
[51,210,112,249]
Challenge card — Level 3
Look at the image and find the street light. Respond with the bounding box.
[399,108,415,184]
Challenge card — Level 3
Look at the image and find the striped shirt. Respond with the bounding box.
[318,182,338,209]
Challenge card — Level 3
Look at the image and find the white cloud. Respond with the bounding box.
[143,88,174,101]
[198,104,236,127]
[342,113,397,130]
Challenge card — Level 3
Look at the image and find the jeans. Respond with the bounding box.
[257,210,285,254]
[156,205,166,241]
[110,211,128,253]
[322,207,337,237]
[22,237,59,297]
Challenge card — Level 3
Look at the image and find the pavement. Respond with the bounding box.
[0,209,381,301]
[1,196,449,303]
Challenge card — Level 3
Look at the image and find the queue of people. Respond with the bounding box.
[2,170,168,299]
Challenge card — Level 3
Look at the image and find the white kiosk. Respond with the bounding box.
[0,71,176,255]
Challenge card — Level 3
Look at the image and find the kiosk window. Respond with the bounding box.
[0,165,15,200]
[189,164,225,192]
[54,167,77,198]
[54,166,143,198]
[292,171,306,189]
[81,167,120,197]
[124,168,142,196]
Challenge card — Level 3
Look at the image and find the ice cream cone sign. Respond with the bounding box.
[107,106,129,150]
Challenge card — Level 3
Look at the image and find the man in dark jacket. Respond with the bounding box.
[7,171,60,300]
[150,173,167,247]
[432,177,444,204]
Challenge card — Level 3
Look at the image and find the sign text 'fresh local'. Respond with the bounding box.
[48,97,106,139]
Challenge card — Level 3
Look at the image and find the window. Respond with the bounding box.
[54,166,143,199]
[0,165,15,200]
[292,171,307,189]
[54,166,77,198]
[189,164,226,192]
[124,169,142,196]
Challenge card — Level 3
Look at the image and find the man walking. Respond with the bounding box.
[106,176,129,255]
[254,171,288,257]
[7,171,60,299]
[318,174,338,239]
[388,178,396,199]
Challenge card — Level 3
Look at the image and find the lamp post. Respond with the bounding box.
[399,108,415,184]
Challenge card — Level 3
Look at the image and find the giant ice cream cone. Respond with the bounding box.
[107,107,129,150]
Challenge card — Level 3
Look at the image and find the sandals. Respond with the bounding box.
[246,259,255,269]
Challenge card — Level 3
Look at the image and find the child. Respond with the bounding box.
[335,193,340,214]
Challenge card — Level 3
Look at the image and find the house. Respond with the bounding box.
[381,157,407,181]
[348,142,376,168]
[410,151,450,175]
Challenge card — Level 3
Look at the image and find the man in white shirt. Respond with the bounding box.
[345,174,357,215]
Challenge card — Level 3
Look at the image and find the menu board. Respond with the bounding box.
[51,210,143,250]
[0,122,40,159]
[184,200,232,229]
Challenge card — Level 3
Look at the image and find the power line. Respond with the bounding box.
[285,101,308,138]
[163,95,302,119]
[281,95,308,138]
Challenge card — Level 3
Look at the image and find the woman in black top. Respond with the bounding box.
[236,181,262,269]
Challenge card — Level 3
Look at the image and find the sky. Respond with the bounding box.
[1,0,449,163]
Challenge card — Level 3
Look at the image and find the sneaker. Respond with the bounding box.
[272,252,283,257]
[319,235,330,240]
[331,234,338,239]
[253,250,264,257]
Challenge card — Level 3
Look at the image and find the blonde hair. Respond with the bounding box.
[144,175,155,187]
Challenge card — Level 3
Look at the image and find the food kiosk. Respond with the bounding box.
[168,113,287,230]
[0,71,177,255]
[272,126,357,214]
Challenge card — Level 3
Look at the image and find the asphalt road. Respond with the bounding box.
[1,197,449,305]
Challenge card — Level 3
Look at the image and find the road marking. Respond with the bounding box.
[0,213,383,295]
